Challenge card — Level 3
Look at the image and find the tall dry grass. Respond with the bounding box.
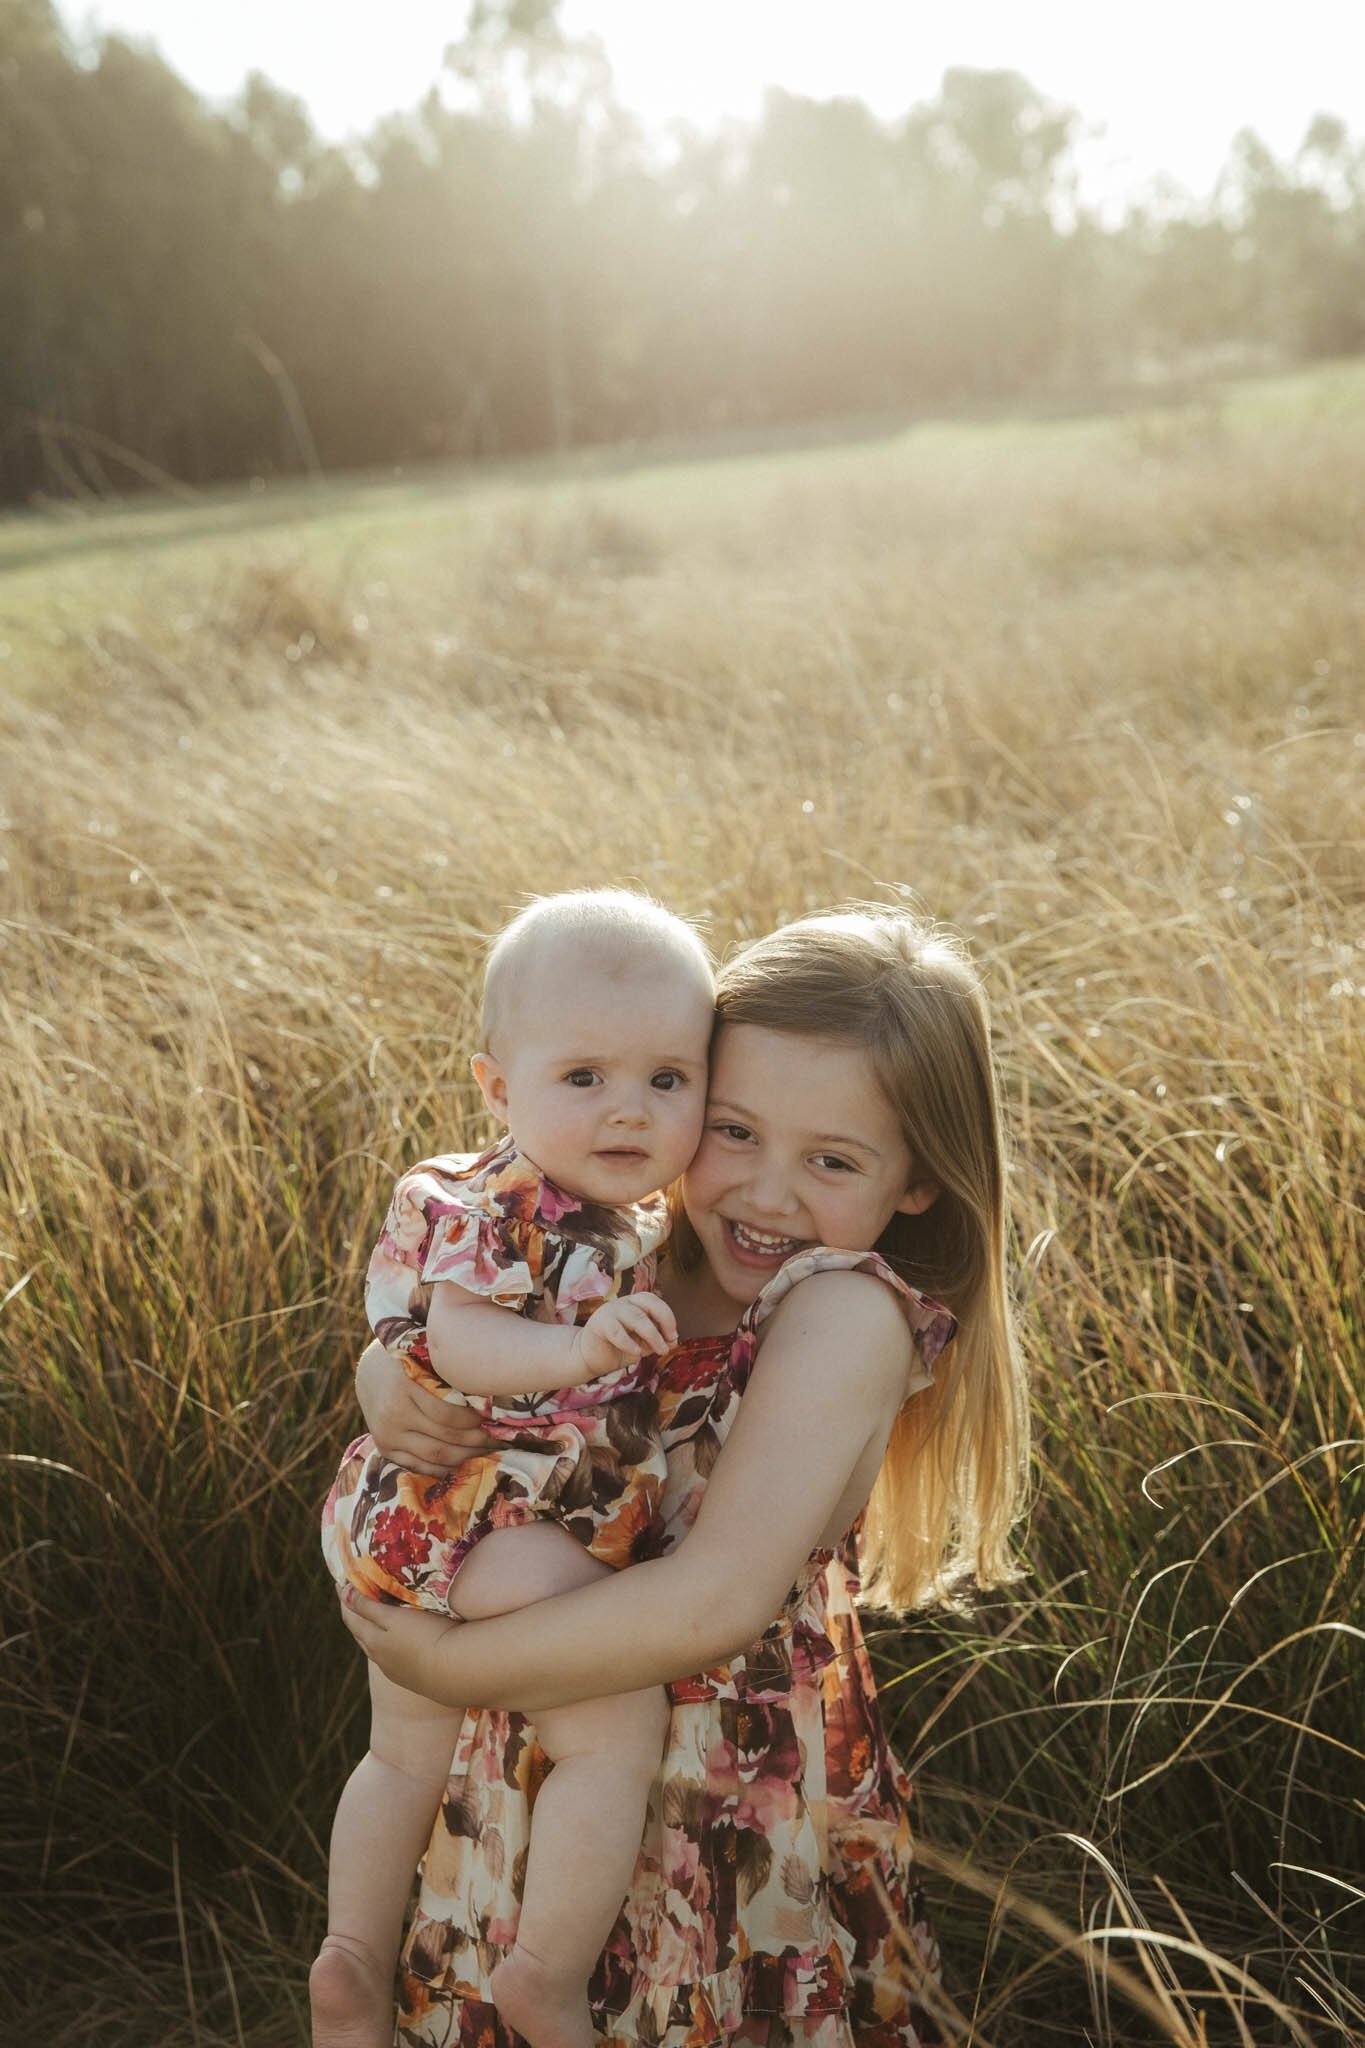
[1,388,1362,2044]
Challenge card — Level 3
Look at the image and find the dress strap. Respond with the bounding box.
[735,1245,956,1396]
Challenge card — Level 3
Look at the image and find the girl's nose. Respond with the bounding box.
[745,1166,800,1219]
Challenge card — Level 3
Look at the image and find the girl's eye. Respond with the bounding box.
[651,1069,687,1092]
[564,1070,601,1088]
[710,1121,753,1143]
[813,1153,856,1173]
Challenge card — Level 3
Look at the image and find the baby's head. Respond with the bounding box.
[472,889,715,1207]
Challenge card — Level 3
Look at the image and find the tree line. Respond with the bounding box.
[3,0,1364,504]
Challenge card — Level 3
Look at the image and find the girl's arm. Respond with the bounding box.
[425,1283,677,1396]
[355,1339,498,1474]
[338,1270,914,1711]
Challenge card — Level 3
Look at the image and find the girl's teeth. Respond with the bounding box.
[731,1222,799,1253]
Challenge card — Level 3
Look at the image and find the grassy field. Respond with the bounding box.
[1,362,1362,2046]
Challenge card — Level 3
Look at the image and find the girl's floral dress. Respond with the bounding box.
[388,1244,958,2048]
[322,1136,671,1613]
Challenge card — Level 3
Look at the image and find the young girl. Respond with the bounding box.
[316,890,716,2048]
[338,903,1030,2048]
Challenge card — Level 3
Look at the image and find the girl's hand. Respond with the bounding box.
[567,1291,678,1381]
[336,1582,467,1701]
[355,1339,499,1474]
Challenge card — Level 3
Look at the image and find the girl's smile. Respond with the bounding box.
[722,1219,808,1267]
[683,1023,938,1305]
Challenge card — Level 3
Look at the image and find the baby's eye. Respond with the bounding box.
[651,1069,688,1092]
[563,1069,602,1088]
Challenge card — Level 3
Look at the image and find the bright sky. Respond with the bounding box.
[58,1,1362,218]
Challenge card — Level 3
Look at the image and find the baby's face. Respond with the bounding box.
[474,951,714,1207]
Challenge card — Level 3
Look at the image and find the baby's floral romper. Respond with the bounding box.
[322,1134,671,1612]
[389,1244,959,2048]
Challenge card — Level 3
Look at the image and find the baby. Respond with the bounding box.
[317,889,715,2048]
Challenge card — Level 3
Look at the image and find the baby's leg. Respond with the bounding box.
[450,1524,670,2048]
[310,1666,463,2048]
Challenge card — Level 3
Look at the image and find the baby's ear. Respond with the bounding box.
[470,1051,509,1122]
[894,1178,939,1217]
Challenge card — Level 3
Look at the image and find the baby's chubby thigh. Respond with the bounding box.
[451,1524,669,1774]
[447,1518,615,1621]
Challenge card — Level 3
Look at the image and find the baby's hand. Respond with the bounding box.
[568,1292,679,1381]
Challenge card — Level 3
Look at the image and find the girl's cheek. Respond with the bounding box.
[683,1144,725,1207]
[688,1129,719,1172]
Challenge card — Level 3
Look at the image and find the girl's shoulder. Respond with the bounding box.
[738,1245,957,1396]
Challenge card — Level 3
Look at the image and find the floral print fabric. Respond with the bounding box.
[321,1138,673,1608]
[365,1136,670,1397]
[391,1246,956,2046]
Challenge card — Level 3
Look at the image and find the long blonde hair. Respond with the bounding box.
[688,903,1030,1613]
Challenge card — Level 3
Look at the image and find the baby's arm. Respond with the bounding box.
[340,1270,914,1707]
[424,1283,677,1396]
[366,1166,677,1399]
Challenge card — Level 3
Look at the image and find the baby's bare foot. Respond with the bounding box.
[309,1934,393,2048]
[489,1945,594,2048]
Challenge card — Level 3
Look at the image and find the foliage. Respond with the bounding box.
[3,0,1365,501]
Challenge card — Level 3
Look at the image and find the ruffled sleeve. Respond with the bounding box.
[736,1245,956,1398]
[364,1159,542,1392]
